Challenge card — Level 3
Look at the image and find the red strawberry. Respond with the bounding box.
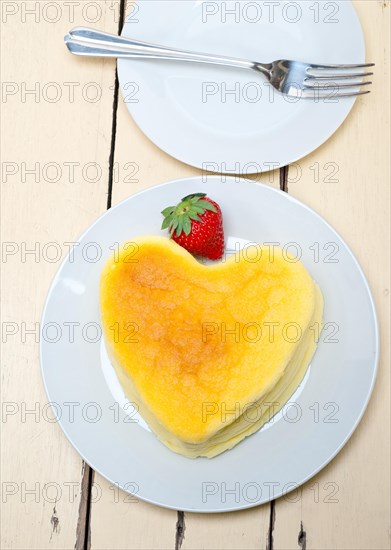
[161,193,224,260]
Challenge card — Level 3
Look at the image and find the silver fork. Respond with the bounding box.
[64,27,374,99]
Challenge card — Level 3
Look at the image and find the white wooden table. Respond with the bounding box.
[1,2,390,549]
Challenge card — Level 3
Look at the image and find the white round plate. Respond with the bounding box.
[118,0,365,173]
[40,177,378,512]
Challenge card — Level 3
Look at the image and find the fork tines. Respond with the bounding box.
[304,62,374,97]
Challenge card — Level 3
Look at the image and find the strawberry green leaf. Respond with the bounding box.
[188,212,202,222]
[161,206,175,216]
[197,200,217,213]
[169,219,178,236]
[161,216,172,230]
[192,206,205,214]
[176,218,183,237]
[183,216,191,235]
[181,192,206,201]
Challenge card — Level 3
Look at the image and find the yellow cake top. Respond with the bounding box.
[100,236,317,443]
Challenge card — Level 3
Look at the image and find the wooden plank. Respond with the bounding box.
[0,2,120,548]
[273,2,390,549]
[90,476,176,550]
[182,507,271,550]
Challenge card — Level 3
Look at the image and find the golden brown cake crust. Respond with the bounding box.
[100,236,323,458]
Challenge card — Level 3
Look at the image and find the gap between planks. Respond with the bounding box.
[264,163,290,550]
[272,164,305,550]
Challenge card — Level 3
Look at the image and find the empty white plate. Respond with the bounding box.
[118,0,366,173]
[40,177,378,512]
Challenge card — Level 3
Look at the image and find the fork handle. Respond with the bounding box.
[65,27,271,76]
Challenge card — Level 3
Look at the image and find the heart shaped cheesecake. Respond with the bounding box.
[100,236,323,458]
